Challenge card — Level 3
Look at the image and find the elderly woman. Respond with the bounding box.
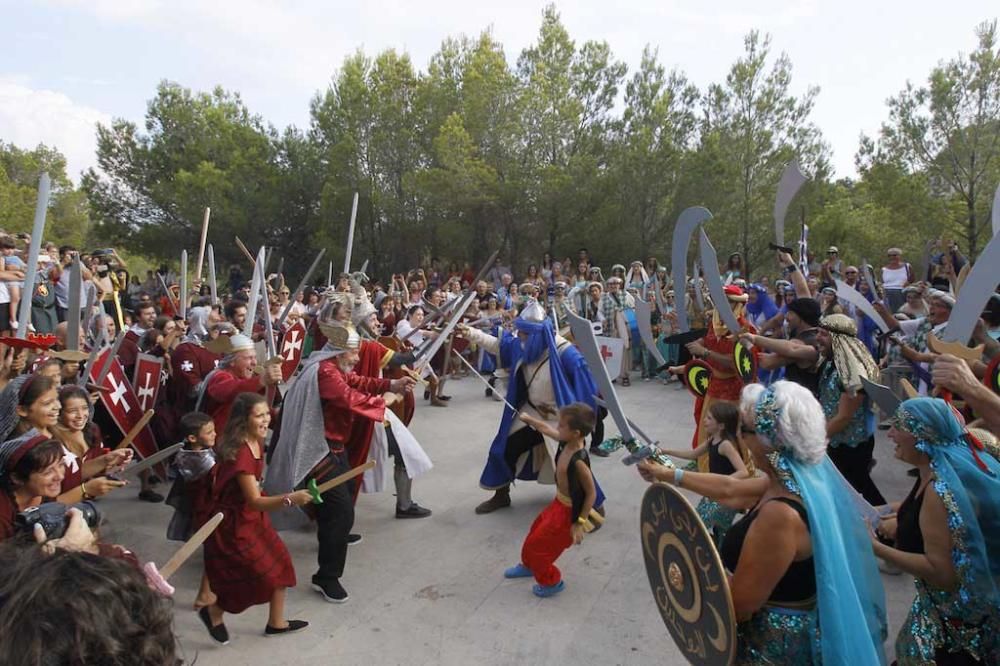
[872,398,1000,664]
[639,380,887,664]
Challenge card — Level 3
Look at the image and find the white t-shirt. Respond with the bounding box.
[881,265,910,289]
[395,319,424,346]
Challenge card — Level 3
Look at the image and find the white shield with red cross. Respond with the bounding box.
[595,335,625,378]
[132,353,164,412]
[90,349,158,462]
[280,320,306,381]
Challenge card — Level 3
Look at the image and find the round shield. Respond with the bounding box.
[640,483,736,666]
[733,343,756,384]
[683,360,712,399]
[985,356,1000,396]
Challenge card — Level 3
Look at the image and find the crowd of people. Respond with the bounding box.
[0,226,997,666]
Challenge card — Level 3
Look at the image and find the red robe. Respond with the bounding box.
[345,341,398,500]
[203,442,295,613]
[202,368,264,435]
[117,329,143,379]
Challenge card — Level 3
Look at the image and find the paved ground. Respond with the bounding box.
[100,375,917,665]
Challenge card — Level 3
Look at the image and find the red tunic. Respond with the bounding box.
[202,368,263,435]
[117,329,143,379]
[344,341,397,496]
[0,492,17,541]
[203,443,295,614]
[317,360,389,446]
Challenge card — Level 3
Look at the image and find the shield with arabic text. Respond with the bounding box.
[640,483,736,666]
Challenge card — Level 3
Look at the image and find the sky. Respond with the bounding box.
[1,0,997,183]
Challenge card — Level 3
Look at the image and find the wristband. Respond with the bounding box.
[673,469,685,486]
[282,495,293,508]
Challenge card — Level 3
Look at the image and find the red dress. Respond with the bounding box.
[203,443,296,614]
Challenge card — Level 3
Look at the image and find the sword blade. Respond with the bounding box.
[774,159,808,247]
[66,257,82,351]
[316,459,374,496]
[451,349,518,412]
[194,207,211,285]
[276,248,326,330]
[834,280,891,334]
[698,229,741,335]
[992,184,1000,237]
[159,512,224,580]
[179,249,188,320]
[941,230,1000,344]
[344,192,359,273]
[17,173,51,339]
[119,441,183,477]
[634,298,666,366]
[244,247,266,337]
[207,243,218,306]
[671,207,712,333]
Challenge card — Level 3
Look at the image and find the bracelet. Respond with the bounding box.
[282,495,293,508]
[701,350,711,360]
[81,481,93,501]
[576,517,588,525]
[673,469,685,487]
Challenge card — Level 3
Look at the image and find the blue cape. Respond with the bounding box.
[480,319,605,507]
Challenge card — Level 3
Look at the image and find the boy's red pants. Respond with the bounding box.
[521,496,574,587]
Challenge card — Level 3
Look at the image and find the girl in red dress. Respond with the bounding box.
[200,392,311,644]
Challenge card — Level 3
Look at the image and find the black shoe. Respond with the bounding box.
[138,489,164,503]
[424,390,431,400]
[311,578,349,604]
[475,488,511,514]
[589,445,610,458]
[198,607,229,645]
[438,394,452,401]
[347,533,362,546]
[265,620,309,636]
[396,503,432,519]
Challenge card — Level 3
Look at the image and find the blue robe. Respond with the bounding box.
[479,329,606,507]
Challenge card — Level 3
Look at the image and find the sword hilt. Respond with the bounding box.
[307,478,323,504]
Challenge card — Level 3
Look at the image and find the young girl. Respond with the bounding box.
[51,384,130,501]
[658,401,747,545]
[200,392,310,644]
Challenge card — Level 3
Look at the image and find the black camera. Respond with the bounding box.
[15,501,102,540]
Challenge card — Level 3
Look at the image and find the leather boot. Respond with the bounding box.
[475,486,511,514]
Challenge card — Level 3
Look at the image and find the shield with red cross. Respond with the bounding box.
[132,353,164,412]
[89,348,159,463]
[594,335,625,379]
[280,320,307,381]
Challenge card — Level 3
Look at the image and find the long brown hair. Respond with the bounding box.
[216,393,267,462]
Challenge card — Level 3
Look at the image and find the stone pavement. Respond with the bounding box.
[100,375,917,665]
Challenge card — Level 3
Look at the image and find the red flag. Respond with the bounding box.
[132,353,165,412]
[279,320,307,382]
[89,349,158,462]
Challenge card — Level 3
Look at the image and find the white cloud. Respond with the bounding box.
[0,78,111,182]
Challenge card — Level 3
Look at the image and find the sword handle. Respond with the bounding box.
[308,478,322,505]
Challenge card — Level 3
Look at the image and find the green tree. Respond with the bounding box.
[865,20,1000,258]
[695,31,829,274]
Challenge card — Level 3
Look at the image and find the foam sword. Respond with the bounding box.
[143,512,224,596]
[307,460,375,504]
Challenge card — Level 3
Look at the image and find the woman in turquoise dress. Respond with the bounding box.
[872,397,1000,665]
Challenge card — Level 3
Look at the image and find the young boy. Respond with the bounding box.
[165,411,217,610]
[504,403,602,597]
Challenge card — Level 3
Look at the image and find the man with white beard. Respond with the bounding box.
[265,315,412,604]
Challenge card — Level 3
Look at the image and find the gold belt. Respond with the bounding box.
[555,492,605,532]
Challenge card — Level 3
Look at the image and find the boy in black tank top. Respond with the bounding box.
[503,403,604,597]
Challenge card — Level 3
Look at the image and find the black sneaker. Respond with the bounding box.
[198,607,229,645]
[396,503,432,519]
[347,533,362,546]
[265,620,309,636]
[311,578,349,604]
[138,489,164,503]
[589,445,610,458]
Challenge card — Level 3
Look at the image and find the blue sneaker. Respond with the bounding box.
[532,580,565,597]
[504,563,533,579]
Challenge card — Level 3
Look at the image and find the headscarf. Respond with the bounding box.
[819,314,880,395]
[891,398,1000,616]
[753,385,887,665]
[745,284,778,322]
[0,375,32,444]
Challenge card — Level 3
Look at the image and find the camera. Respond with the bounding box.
[15,500,102,540]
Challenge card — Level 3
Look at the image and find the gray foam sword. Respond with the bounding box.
[698,228,741,336]
[207,244,218,306]
[774,160,808,247]
[940,229,1000,344]
[66,257,82,352]
[634,297,666,366]
[671,207,713,333]
[992,184,999,237]
[834,279,891,334]
[17,173,50,339]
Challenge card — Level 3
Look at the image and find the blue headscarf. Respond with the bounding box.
[745,284,778,322]
[892,398,1000,615]
[755,386,887,665]
[512,317,577,405]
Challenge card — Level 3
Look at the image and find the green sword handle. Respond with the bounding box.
[308,478,323,504]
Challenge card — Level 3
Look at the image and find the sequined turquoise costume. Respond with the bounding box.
[695,496,737,547]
